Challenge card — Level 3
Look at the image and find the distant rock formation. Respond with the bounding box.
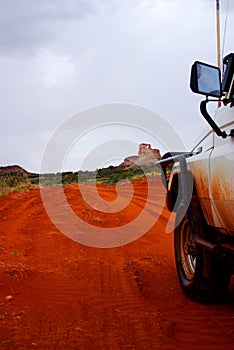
[119,143,161,169]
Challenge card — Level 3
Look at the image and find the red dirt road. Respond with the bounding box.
[0,178,233,350]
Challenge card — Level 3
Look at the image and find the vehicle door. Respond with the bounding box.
[210,105,234,234]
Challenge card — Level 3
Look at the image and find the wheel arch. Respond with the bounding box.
[167,170,196,212]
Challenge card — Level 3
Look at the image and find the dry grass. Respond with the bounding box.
[0,175,33,196]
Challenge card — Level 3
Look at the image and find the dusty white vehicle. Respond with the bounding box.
[159,53,234,302]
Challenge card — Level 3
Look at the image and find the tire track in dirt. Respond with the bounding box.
[0,178,233,349]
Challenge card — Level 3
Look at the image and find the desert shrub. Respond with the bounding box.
[0,173,30,195]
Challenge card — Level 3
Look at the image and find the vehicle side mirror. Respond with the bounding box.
[190,61,222,98]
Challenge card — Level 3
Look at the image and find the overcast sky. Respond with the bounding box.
[1,0,233,172]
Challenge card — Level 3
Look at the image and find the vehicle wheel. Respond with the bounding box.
[174,199,231,302]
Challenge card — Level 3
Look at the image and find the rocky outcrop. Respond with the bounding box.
[119,143,161,169]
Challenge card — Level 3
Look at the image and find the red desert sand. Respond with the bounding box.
[0,178,233,349]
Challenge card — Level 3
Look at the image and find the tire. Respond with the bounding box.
[174,198,231,302]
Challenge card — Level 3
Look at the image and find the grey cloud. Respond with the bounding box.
[0,0,233,172]
[0,0,94,52]
[221,0,234,12]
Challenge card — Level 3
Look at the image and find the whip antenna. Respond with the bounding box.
[216,0,222,107]
[222,0,230,59]
[216,0,221,70]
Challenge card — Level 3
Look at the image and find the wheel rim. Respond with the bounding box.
[180,219,196,281]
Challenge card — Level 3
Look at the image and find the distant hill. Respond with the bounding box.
[0,165,31,195]
[0,165,29,176]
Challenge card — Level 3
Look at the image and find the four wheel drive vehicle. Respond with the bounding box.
[157,53,234,302]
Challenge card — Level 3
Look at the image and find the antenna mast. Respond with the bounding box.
[216,0,221,70]
[216,0,222,107]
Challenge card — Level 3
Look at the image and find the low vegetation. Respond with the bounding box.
[0,172,32,195]
[0,166,161,195]
[38,165,160,186]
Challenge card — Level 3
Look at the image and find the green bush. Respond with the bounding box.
[0,173,30,195]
